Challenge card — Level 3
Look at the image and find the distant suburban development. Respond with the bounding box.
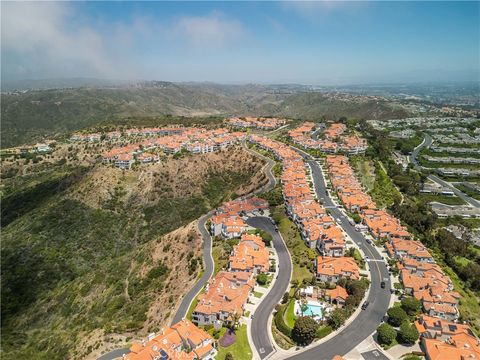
[2,113,479,360]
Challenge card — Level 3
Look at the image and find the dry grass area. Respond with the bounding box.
[69,146,266,209]
[86,220,203,360]
[1,145,268,360]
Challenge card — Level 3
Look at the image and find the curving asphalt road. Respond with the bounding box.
[246,217,292,359]
[97,348,130,360]
[171,212,215,324]
[410,134,480,208]
[98,146,277,360]
[281,148,391,360]
[171,144,278,324]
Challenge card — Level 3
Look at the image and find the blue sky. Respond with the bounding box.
[1,1,479,84]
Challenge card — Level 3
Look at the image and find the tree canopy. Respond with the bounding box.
[377,323,397,345]
[387,306,408,327]
[292,316,319,345]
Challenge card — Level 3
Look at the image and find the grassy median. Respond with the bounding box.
[271,206,316,284]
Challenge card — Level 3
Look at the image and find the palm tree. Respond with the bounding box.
[230,311,241,330]
[300,299,309,316]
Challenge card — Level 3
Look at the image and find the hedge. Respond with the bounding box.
[274,305,292,338]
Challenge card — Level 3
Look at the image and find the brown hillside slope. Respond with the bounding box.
[1,147,267,360]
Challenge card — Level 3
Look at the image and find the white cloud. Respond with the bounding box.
[282,1,368,22]
[173,11,245,47]
[1,2,121,78]
[1,3,247,80]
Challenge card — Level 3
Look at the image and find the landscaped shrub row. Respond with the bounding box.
[274,305,292,338]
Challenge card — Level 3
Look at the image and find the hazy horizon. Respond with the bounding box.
[2,1,479,84]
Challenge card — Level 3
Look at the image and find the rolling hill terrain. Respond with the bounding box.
[1,146,267,359]
[1,82,410,148]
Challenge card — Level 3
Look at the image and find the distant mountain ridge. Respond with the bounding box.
[1,81,409,148]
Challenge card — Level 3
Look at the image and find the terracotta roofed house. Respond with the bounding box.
[316,256,360,283]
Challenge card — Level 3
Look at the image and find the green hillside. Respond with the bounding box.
[0,148,265,359]
[1,83,409,148]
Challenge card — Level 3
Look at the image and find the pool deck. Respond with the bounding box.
[294,300,325,320]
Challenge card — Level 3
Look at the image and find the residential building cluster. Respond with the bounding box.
[430,145,480,155]
[422,155,480,165]
[322,154,479,359]
[101,127,246,169]
[248,135,360,286]
[288,122,367,154]
[324,155,462,322]
[227,116,287,130]
[192,270,255,326]
[430,203,480,219]
[369,117,478,131]
[193,197,270,326]
[229,233,270,274]
[436,167,480,177]
[416,315,480,360]
[126,318,216,360]
[315,256,360,284]
[210,197,269,239]
[193,234,269,326]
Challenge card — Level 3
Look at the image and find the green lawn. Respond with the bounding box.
[455,184,480,200]
[369,161,402,209]
[418,193,466,205]
[212,243,228,275]
[469,245,480,257]
[351,156,376,191]
[186,291,201,320]
[433,256,480,336]
[419,157,480,170]
[351,248,366,270]
[215,325,253,360]
[272,206,315,284]
[436,218,480,229]
[253,291,263,298]
[284,299,297,328]
[454,256,472,267]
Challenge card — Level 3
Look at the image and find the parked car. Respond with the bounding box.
[381,281,386,289]
[361,301,370,310]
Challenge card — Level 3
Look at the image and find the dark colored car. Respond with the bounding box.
[381,281,386,289]
[361,301,370,310]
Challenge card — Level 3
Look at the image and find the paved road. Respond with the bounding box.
[246,216,292,359]
[410,134,480,208]
[97,348,130,360]
[171,144,277,324]
[361,349,390,360]
[243,142,277,196]
[285,149,391,360]
[98,146,276,360]
[311,123,326,140]
[171,212,215,324]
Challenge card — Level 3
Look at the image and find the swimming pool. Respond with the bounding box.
[295,300,324,319]
[303,303,323,317]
